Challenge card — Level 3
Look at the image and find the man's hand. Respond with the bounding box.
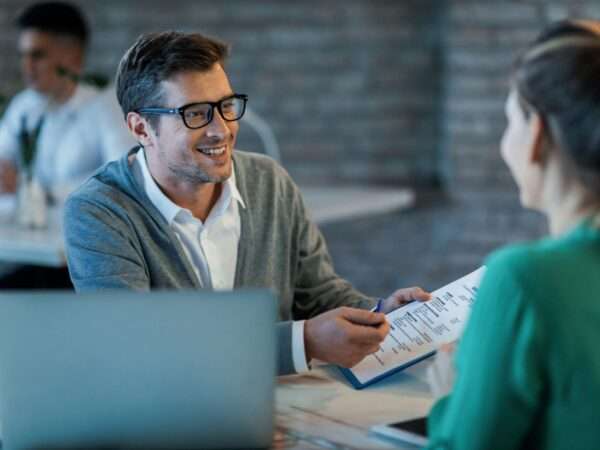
[0,160,18,193]
[304,307,389,368]
[379,286,431,314]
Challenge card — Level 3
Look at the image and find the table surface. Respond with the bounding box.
[273,359,434,449]
[0,197,64,267]
[301,185,414,226]
[0,185,414,267]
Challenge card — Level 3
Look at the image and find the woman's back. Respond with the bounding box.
[427,219,600,449]
[518,220,600,448]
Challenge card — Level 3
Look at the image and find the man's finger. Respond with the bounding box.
[344,319,390,344]
[392,286,431,303]
[341,307,386,326]
[365,343,383,355]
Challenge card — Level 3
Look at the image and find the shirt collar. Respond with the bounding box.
[229,167,246,210]
[45,83,97,114]
[136,147,245,225]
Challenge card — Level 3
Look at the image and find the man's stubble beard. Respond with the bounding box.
[166,159,232,185]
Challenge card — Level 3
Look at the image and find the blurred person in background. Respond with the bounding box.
[56,86,137,189]
[425,20,600,449]
[0,1,97,197]
[0,1,132,201]
[0,1,132,289]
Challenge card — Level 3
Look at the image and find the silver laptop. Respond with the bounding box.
[0,290,277,449]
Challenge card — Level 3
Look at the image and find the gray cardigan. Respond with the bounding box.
[64,148,375,374]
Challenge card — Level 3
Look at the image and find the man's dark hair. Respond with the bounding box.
[116,31,229,127]
[16,1,89,46]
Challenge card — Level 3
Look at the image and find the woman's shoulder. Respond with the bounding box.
[484,240,544,280]
[485,232,587,276]
[482,230,599,312]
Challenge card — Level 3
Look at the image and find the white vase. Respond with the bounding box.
[16,174,47,229]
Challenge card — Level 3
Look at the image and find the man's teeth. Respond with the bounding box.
[198,146,226,156]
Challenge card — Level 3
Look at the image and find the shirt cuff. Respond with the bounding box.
[292,320,311,373]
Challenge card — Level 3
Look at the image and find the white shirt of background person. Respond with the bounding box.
[0,85,98,193]
[52,86,137,202]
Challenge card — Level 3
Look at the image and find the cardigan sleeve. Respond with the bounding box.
[289,183,376,319]
[64,193,151,292]
[426,251,546,450]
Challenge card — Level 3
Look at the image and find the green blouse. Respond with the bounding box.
[426,220,600,450]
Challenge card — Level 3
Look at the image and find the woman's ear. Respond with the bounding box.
[529,113,547,164]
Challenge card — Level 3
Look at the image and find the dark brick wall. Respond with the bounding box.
[0,0,444,186]
[439,0,600,278]
[326,0,600,295]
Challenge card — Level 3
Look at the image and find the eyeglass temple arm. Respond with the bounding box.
[136,107,180,114]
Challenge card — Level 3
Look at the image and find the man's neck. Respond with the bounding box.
[142,148,225,222]
[48,80,77,105]
[162,180,223,222]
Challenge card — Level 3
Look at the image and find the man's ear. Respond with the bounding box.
[127,112,155,147]
[529,113,547,164]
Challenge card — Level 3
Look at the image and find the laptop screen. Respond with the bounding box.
[0,289,276,449]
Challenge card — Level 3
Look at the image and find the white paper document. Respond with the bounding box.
[344,267,486,387]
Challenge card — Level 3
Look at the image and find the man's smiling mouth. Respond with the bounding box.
[196,145,226,156]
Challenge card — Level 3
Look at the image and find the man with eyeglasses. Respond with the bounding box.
[64,31,430,375]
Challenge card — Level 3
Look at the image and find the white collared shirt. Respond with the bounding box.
[136,147,243,289]
[134,148,310,372]
[0,86,99,190]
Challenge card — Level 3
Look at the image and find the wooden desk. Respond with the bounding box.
[274,360,434,449]
[0,186,413,267]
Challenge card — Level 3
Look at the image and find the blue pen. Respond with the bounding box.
[374,298,395,330]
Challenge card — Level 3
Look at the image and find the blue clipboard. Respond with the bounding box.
[338,350,436,389]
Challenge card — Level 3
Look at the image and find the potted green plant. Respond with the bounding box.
[16,115,47,228]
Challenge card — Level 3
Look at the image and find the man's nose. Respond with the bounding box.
[204,108,230,138]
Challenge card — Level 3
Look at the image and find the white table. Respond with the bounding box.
[302,186,414,225]
[0,186,414,267]
[274,360,434,449]
[0,197,65,267]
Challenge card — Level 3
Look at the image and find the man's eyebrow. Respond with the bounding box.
[187,93,236,104]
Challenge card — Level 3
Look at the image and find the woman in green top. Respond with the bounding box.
[426,20,600,450]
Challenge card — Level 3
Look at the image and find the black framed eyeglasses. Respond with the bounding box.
[136,94,248,129]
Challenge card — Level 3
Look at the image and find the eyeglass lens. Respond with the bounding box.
[183,97,245,128]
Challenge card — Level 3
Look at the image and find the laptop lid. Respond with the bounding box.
[0,289,277,449]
